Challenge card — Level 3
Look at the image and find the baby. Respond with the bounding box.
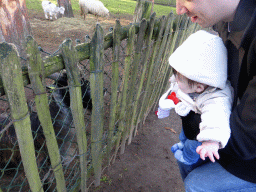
[157,30,234,165]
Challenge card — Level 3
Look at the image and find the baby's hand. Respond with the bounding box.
[196,141,220,162]
[169,75,176,83]
[175,102,192,116]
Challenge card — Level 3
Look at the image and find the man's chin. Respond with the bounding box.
[200,22,214,28]
[191,18,213,28]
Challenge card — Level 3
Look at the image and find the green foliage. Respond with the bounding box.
[100,175,112,185]
[26,0,176,18]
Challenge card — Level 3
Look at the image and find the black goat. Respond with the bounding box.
[49,71,107,110]
[49,72,93,110]
[0,71,106,190]
[0,100,74,190]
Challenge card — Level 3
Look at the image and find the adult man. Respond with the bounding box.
[174,0,256,191]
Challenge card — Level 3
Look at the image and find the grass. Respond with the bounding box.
[100,0,176,16]
[130,0,176,6]
[26,0,176,18]
[100,175,112,185]
[154,0,176,6]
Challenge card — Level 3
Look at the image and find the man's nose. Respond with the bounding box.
[176,0,187,15]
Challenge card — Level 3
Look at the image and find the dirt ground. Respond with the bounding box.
[28,11,184,192]
[28,10,134,54]
[90,110,185,192]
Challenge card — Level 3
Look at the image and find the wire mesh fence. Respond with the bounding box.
[0,12,201,191]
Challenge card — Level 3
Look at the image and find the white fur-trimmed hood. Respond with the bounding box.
[169,30,227,89]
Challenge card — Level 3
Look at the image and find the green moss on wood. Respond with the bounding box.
[0,42,43,192]
[26,36,67,192]
[61,39,88,192]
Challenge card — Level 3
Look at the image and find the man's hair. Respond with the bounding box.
[172,68,198,88]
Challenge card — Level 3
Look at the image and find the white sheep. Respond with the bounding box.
[42,1,65,20]
[79,0,109,19]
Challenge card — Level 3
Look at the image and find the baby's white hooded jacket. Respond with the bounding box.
[159,30,234,148]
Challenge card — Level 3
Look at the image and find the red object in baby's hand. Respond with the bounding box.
[167,92,180,105]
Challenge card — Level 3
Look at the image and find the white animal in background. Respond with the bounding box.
[42,1,65,20]
[79,0,109,19]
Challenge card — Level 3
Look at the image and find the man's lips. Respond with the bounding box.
[190,16,198,23]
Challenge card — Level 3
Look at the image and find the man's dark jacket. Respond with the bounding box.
[182,0,256,183]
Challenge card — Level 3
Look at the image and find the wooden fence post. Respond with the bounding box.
[128,13,156,144]
[90,24,105,187]
[132,12,156,137]
[26,36,67,192]
[148,12,175,111]
[133,0,153,23]
[113,24,136,160]
[106,20,121,163]
[0,42,43,192]
[61,39,88,192]
[138,15,166,123]
[126,18,147,145]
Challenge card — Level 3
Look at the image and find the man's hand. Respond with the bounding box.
[196,141,220,162]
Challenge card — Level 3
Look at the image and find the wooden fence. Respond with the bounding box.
[0,12,200,191]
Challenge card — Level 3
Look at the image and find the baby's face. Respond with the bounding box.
[175,76,197,94]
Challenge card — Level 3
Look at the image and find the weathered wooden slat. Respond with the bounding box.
[113,25,136,160]
[144,14,172,117]
[61,39,88,192]
[126,18,147,145]
[90,24,105,187]
[141,1,153,20]
[148,12,175,111]
[155,32,178,107]
[0,42,43,192]
[133,0,153,23]
[176,15,192,47]
[128,13,156,144]
[137,15,167,123]
[155,17,185,104]
[26,36,67,192]
[132,12,157,139]
[154,16,183,105]
[106,20,121,163]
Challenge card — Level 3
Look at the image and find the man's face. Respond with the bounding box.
[176,0,225,28]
